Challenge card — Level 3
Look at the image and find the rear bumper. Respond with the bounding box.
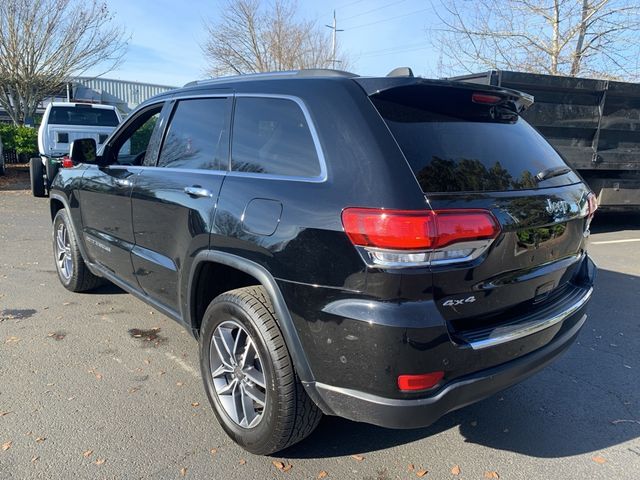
[305,307,587,429]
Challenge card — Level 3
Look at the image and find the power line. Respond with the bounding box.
[358,41,429,58]
[340,0,409,22]
[359,45,431,59]
[344,7,431,30]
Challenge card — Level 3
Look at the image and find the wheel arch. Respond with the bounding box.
[188,250,316,385]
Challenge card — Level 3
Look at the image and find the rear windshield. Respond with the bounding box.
[48,106,119,127]
[372,86,575,192]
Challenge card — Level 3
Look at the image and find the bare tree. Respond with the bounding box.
[202,0,349,77]
[432,0,640,80]
[0,0,127,125]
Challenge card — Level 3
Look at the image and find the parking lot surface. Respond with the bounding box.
[1,173,639,479]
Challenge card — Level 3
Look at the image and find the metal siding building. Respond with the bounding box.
[72,77,177,113]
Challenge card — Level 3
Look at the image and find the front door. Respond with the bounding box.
[80,103,166,288]
[131,96,232,316]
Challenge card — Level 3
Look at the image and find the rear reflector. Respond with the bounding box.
[398,372,444,391]
[341,208,499,250]
[61,156,73,168]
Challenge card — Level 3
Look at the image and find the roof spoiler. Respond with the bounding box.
[355,77,534,113]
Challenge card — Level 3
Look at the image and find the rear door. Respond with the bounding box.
[79,102,166,288]
[130,95,232,317]
[369,83,594,343]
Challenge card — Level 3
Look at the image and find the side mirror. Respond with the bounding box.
[69,138,97,164]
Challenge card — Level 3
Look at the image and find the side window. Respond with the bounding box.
[231,97,321,177]
[112,106,162,166]
[158,98,231,170]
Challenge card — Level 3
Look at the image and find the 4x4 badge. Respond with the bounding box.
[443,296,476,307]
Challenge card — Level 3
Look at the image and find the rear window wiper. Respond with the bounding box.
[536,166,571,182]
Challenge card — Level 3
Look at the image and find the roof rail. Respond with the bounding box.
[183,69,358,87]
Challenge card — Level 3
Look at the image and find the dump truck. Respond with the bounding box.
[451,70,640,211]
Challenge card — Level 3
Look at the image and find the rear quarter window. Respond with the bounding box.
[231,97,321,178]
[372,87,576,193]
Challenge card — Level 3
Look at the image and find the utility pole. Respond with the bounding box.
[325,10,344,69]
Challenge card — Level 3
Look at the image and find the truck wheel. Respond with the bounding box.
[30,157,46,197]
[200,286,322,455]
[45,158,60,188]
[52,209,103,292]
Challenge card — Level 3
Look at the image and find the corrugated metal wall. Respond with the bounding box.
[73,77,177,113]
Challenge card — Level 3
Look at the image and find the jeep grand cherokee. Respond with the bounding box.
[47,68,596,454]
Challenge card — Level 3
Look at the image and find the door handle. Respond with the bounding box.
[114,178,133,187]
[184,186,213,198]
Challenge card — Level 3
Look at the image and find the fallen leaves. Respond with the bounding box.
[408,464,415,472]
[87,369,103,380]
[46,332,66,341]
[351,454,365,462]
[35,437,46,443]
[0,411,12,417]
[94,458,106,465]
[272,460,293,472]
[239,459,246,465]
[180,467,187,476]
[592,455,607,464]
[451,465,461,475]
[484,471,500,479]
[416,469,428,477]
[317,471,328,479]
[191,402,200,407]
[210,448,217,455]
[2,441,12,451]
[31,456,39,463]
[83,450,93,458]
[5,336,20,344]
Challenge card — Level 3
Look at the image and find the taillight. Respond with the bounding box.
[587,192,598,217]
[61,156,73,168]
[341,208,500,268]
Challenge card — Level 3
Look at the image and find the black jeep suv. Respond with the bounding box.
[48,68,596,455]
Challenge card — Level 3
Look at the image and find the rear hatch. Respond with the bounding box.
[363,79,595,346]
[40,105,120,156]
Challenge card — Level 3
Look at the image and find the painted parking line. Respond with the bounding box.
[591,238,640,245]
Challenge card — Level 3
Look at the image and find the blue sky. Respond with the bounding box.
[85,0,440,87]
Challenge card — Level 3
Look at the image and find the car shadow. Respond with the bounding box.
[591,212,640,234]
[91,283,126,295]
[283,268,639,459]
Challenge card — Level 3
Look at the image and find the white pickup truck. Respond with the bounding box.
[30,102,123,196]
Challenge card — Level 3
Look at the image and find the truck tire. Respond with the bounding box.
[199,286,322,455]
[45,158,60,188]
[30,157,46,197]
[52,209,104,292]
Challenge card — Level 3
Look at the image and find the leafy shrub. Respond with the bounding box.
[0,124,38,155]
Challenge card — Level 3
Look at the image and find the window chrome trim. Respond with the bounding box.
[230,93,328,183]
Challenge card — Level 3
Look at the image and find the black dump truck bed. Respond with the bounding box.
[451,70,640,210]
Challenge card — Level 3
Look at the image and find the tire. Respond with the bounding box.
[30,157,46,197]
[52,209,103,292]
[200,286,322,455]
[45,158,60,187]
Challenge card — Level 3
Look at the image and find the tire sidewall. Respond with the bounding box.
[52,209,82,289]
[199,298,283,454]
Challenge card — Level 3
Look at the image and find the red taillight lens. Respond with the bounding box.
[587,192,598,217]
[341,209,436,250]
[472,92,502,104]
[61,156,73,168]
[398,371,444,391]
[341,208,500,251]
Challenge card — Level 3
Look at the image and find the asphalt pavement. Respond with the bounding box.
[1,171,638,479]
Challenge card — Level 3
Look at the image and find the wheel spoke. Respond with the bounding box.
[243,366,265,389]
[211,363,233,378]
[240,339,257,369]
[242,382,266,407]
[232,328,244,358]
[216,377,237,396]
[239,384,258,427]
[212,332,234,368]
